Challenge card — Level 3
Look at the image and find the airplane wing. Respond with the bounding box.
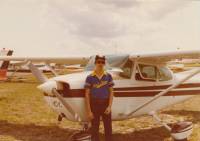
[129,50,200,64]
[0,56,90,65]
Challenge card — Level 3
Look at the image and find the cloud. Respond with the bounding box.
[43,0,126,39]
[141,0,190,20]
[0,0,199,56]
[91,0,140,8]
[33,0,195,54]
[43,0,190,40]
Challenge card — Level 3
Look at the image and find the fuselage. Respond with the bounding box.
[38,61,200,122]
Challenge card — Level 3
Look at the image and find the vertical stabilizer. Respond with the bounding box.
[0,48,13,81]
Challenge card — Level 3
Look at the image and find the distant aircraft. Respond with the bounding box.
[168,59,200,72]
[0,48,13,81]
[9,63,54,73]
[1,50,200,141]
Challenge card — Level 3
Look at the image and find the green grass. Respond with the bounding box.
[0,74,200,141]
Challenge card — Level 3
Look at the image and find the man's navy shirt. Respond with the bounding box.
[84,71,114,99]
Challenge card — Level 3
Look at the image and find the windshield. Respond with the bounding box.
[136,64,157,81]
[119,59,133,79]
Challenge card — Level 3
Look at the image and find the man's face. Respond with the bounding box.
[95,59,105,69]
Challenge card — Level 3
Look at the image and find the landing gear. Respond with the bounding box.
[58,113,66,122]
[57,113,66,125]
[171,121,193,141]
[82,122,90,131]
[149,111,193,141]
[57,113,91,141]
[67,122,91,141]
[68,123,91,141]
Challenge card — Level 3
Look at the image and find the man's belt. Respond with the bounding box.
[90,98,109,104]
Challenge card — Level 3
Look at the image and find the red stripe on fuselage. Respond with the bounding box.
[114,90,200,97]
[44,83,200,98]
[114,83,200,91]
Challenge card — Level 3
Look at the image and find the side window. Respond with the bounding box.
[158,66,173,81]
[135,64,157,81]
[119,59,133,79]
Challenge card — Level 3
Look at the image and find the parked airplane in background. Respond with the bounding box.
[9,63,54,73]
[1,50,200,141]
[171,59,200,65]
[168,59,200,73]
[0,48,13,81]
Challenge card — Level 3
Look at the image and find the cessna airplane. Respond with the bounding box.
[1,50,200,141]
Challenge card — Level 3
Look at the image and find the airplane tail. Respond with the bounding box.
[0,48,13,81]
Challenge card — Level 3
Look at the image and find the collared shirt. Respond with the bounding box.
[84,71,114,99]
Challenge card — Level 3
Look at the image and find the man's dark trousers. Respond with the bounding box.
[90,98,112,141]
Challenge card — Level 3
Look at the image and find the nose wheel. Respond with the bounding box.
[66,122,91,141]
[56,114,91,141]
[149,111,193,141]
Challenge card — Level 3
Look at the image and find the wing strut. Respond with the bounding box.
[27,62,48,83]
[46,63,58,76]
[52,88,80,121]
[128,68,200,117]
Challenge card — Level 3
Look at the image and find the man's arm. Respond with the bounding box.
[108,73,114,108]
[104,74,114,115]
[85,87,94,120]
[85,88,91,113]
[104,87,113,115]
[108,87,114,108]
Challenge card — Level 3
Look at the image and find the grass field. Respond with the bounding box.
[0,74,200,141]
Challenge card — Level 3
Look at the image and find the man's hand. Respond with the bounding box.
[87,111,94,121]
[104,106,111,115]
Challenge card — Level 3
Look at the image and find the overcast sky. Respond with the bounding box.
[0,0,199,56]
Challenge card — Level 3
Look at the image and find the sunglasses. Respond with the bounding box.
[96,60,105,64]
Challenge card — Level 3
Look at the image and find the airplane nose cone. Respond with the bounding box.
[37,80,57,94]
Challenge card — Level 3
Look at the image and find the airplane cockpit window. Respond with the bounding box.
[135,64,173,82]
[158,66,173,81]
[119,59,133,79]
[136,64,157,81]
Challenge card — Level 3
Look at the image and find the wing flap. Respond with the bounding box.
[0,56,89,65]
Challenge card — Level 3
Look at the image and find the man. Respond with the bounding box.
[85,55,114,141]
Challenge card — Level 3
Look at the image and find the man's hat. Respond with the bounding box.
[95,55,106,63]
[95,55,105,61]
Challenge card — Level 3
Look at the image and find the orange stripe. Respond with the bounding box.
[0,69,7,81]
[44,83,200,97]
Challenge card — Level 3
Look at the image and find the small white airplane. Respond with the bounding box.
[0,48,13,81]
[168,59,200,72]
[1,50,200,141]
[10,63,54,73]
[171,59,200,65]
